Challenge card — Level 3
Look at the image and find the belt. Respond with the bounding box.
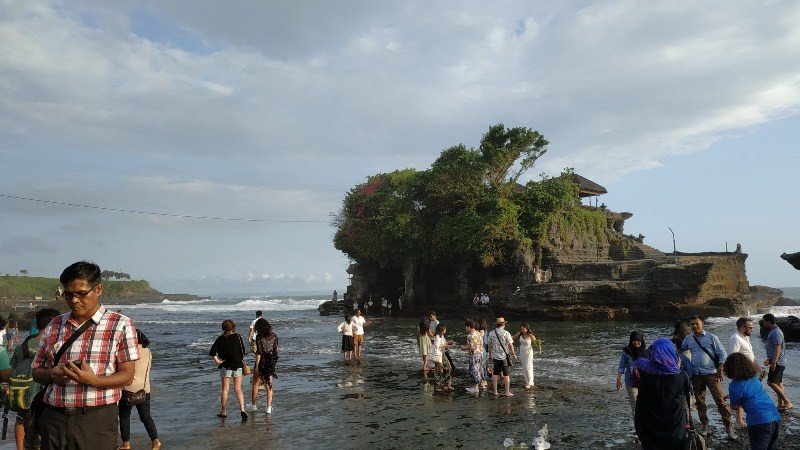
[46,403,115,416]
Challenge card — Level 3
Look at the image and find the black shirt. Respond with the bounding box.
[209,333,245,370]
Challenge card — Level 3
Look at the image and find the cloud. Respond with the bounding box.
[0,236,58,256]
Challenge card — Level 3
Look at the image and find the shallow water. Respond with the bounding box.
[97,297,800,449]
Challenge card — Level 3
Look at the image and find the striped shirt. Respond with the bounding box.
[31,306,139,407]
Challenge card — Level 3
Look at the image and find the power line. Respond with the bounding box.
[0,193,328,223]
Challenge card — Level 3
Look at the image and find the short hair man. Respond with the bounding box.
[681,315,734,439]
[728,317,756,427]
[32,262,139,449]
[488,317,518,397]
[428,312,439,337]
[248,310,264,349]
[762,314,793,412]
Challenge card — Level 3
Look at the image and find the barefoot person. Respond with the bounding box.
[514,323,537,390]
[464,320,483,394]
[209,320,248,421]
[119,330,161,450]
[431,324,453,393]
[488,317,517,397]
[337,315,355,360]
[31,261,140,449]
[352,309,369,359]
[762,314,793,412]
[417,318,432,375]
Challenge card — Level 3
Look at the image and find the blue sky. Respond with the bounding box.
[1,1,798,294]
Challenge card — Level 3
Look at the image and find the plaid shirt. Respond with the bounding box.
[31,306,139,407]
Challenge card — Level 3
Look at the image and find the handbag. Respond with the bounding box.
[683,372,706,450]
[238,334,253,376]
[32,319,94,430]
[494,330,513,368]
[123,352,150,406]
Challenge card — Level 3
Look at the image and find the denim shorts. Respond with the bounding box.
[220,367,243,378]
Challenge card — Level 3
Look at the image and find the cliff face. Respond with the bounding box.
[344,206,768,320]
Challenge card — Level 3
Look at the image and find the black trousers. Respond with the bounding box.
[119,393,159,441]
[39,403,118,450]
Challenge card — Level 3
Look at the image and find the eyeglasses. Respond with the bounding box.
[63,285,98,300]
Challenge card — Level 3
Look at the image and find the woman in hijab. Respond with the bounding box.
[634,337,691,450]
[616,331,646,418]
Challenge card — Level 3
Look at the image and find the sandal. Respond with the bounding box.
[216,411,227,418]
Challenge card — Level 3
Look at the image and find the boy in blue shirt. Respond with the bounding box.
[725,352,781,450]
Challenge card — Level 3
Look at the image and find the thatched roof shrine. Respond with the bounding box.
[570,173,607,198]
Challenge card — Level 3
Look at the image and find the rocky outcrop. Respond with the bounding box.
[781,252,800,270]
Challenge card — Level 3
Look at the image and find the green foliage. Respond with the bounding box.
[333,124,601,269]
[0,276,151,300]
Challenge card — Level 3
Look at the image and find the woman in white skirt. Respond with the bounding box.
[513,323,536,389]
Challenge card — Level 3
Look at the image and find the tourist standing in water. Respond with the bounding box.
[616,331,646,418]
[514,323,536,389]
[464,320,483,394]
[681,315,734,439]
[728,317,757,427]
[119,329,161,450]
[488,317,517,397]
[725,352,781,450]
[352,309,368,359]
[431,324,453,393]
[254,319,279,414]
[762,313,793,412]
[209,319,248,421]
[670,320,692,376]
[417,317,432,375]
[248,310,265,353]
[633,338,690,450]
[479,319,490,389]
[337,315,355,360]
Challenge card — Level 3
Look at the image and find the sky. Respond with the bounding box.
[0,0,798,295]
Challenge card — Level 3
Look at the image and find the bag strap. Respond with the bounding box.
[683,371,696,430]
[494,329,510,357]
[692,335,718,367]
[54,319,95,366]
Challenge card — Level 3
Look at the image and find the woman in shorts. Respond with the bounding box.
[209,319,248,420]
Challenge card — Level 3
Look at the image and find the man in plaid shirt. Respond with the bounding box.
[32,261,139,449]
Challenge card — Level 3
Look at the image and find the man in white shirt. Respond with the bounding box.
[352,309,369,359]
[248,310,265,353]
[728,317,756,427]
[488,317,517,397]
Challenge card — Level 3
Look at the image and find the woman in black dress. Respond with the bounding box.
[634,337,691,450]
[254,319,279,414]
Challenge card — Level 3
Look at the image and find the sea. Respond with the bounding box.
[5,289,800,449]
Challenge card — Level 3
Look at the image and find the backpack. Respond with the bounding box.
[7,335,43,412]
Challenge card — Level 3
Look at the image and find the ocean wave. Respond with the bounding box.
[765,306,800,317]
[161,298,213,304]
[107,297,326,312]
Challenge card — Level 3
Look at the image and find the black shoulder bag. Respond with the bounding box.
[31,319,94,429]
[494,329,513,368]
[692,335,719,367]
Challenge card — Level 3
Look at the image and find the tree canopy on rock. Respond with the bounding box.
[333,124,588,268]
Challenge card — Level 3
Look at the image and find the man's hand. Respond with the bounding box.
[50,365,71,386]
[61,360,99,387]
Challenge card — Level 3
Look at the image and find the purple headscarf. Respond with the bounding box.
[634,337,681,376]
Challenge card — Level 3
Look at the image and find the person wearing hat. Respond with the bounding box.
[488,317,517,396]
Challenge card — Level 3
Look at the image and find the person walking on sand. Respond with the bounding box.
[762,314,793,412]
[617,331,646,418]
[209,319,248,421]
[351,309,369,359]
[254,319,278,414]
[681,315,735,439]
[464,320,483,394]
[513,323,536,389]
[728,317,758,427]
[724,352,781,450]
[488,317,517,397]
[119,329,161,450]
[337,315,355,360]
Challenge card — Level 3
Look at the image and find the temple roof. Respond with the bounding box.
[570,173,607,197]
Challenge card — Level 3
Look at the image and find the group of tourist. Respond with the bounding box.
[471,293,490,306]
[617,314,789,449]
[208,309,280,420]
[0,261,163,450]
[415,312,536,396]
[336,309,368,360]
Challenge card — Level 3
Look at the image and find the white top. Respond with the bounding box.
[430,334,446,363]
[488,327,514,360]
[727,331,755,362]
[352,316,366,335]
[337,321,354,336]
